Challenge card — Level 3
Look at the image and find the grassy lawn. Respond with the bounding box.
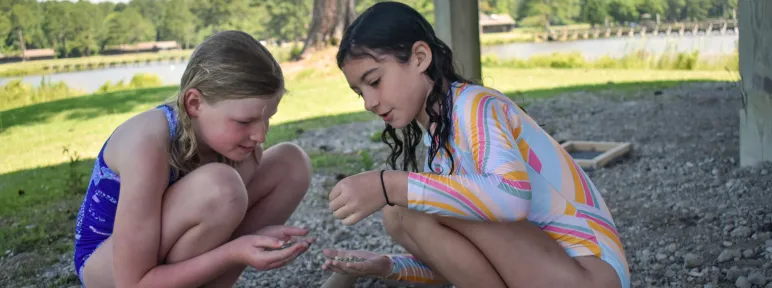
[0,66,738,286]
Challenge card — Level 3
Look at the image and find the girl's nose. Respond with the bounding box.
[250,124,267,143]
[363,93,379,112]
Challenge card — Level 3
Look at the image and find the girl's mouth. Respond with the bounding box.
[379,110,393,121]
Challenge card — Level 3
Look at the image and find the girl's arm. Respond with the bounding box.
[385,93,533,223]
[110,113,238,287]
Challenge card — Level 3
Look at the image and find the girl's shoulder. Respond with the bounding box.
[450,82,522,116]
[103,107,175,174]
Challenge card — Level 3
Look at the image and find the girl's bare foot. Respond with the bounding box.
[321,249,393,278]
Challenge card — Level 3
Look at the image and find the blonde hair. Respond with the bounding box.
[165,30,285,179]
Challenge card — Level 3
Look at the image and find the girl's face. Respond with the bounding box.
[185,90,280,161]
[340,42,433,129]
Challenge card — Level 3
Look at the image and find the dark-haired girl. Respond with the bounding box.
[322,2,629,288]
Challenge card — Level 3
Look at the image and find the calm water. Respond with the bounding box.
[0,60,190,93]
[1,34,739,93]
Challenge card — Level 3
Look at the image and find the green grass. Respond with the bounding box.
[482,49,739,72]
[0,67,739,286]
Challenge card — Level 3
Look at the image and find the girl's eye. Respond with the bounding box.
[370,79,380,87]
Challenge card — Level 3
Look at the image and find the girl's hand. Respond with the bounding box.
[321,249,393,278]
[255,225,311,242]
[229,234,311,271]
[328,171,387,226]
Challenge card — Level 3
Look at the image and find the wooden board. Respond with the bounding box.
[561,140,633,169]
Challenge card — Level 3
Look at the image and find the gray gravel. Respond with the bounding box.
[240,81,772,288]
[17,81,772,287]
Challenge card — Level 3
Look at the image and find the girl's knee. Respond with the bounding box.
[383,205,404,237]
[194,163,249,218]
[384,206,435,236]
[270,142,312,184]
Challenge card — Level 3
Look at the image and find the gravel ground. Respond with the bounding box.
[239,81,772,288]
[18,81,772,287]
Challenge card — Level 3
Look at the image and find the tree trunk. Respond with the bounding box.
[331,0,357,43]
[294,0,339,60]
[17,29,26,61]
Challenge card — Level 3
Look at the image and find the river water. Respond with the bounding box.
[0,34,739,94]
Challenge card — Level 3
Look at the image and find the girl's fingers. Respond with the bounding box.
[341,212,362,226]
[262,242,306,263]
[328,194,347,212]
[281,226,309,236]
[332,203,355,220]
[345,261,367,271]
[325,262,347,274]
[250,235,285,249]
[265,247,305,270]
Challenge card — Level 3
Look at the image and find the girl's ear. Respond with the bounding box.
[411,41,432,73]
[183,88,204,118]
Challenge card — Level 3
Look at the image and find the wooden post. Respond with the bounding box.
[433,0,482,82]
[738,0,772,166]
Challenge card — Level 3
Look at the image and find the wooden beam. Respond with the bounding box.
[433,0,482,81]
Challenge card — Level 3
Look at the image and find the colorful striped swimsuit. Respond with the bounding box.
[384,82,630,288]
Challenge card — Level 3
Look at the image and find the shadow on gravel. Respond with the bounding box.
[0,78,740,287]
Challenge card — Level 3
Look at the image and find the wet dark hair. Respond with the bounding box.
[336,1,476,173]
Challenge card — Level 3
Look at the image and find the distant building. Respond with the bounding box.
[0,48,56,63]
[101,41,180,55]
[479,13,516,33]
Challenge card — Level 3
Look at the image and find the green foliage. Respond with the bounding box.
[581,0,608,26]
[481,48,739,71]
[0,78,84,111]
[607,0,639,23]
[0,0,739,59]
[358,150,374,171]
[0,72,164,111]
[96,73,163,94]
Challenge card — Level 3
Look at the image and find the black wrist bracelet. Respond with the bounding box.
[380,170,394,206]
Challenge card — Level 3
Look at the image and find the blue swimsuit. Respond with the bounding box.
[73,104,179,284]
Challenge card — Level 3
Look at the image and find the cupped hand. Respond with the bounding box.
[328,171,387,226]
[256,225,311,241]
[230,234,313,271]
[321,248,393,278]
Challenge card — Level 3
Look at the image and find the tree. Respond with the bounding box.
[102,7,155,48]
[637,0,667,18]
[159,0,197,49]
[518,0,581,28]
[581,0,608,26]
[683,0,710,21]
[128,0,166,40]
[265,0,310,44]
[665,0,686,21]
[607,0,638,23]
[42,1,70,56]
[295,0,354,60]
[331,0,356,43]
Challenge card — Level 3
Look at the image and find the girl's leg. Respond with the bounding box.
[81,163,251,287]
[435,216,622,288]
[387,205,622,288]
[382,206,507,288]
[206,143,312,286]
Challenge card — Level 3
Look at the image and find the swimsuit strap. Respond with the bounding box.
[157,104,178,139]
[157,104,179,183]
